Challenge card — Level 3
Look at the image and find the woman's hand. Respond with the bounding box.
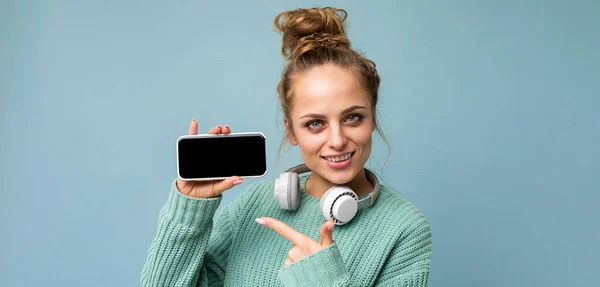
[175,118,243,198]
[255,217,335,267]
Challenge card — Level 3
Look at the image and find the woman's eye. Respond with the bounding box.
[306,121,323,129]
[345,114,363,123]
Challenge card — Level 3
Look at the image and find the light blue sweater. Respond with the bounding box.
[141,174,432,286]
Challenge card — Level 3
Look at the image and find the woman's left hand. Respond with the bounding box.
[255,217,335,267]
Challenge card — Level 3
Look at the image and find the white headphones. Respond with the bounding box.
[274,164,380,225]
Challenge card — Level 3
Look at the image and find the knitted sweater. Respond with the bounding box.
[141,174,432,286]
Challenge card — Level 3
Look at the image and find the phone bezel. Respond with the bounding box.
[176,132,268,181]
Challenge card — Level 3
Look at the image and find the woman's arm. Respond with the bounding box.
[140,179,239,287]
[275,209,432,287]
[373,214,433,286]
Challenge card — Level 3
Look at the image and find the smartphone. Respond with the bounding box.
[176,132,267,181]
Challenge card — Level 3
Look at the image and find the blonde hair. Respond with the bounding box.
[274,7,391,165]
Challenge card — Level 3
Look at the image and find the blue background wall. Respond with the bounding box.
[1,1,598,286]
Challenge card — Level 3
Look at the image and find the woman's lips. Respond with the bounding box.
[322,151,355,169]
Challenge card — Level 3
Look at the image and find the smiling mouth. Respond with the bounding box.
[322,152,355,162]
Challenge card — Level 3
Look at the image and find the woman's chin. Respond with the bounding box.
[323,168,358,186]
[309,156,365,186]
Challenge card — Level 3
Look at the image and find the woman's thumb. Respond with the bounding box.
[319,220,335,247]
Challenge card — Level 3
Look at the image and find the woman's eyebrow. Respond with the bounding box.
[299,105,367,119]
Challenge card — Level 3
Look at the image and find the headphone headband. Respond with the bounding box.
[285,164,380,209]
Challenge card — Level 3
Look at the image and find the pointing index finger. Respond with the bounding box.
[257,217,310,247]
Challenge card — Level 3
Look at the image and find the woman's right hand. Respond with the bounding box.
[175,119,243,198]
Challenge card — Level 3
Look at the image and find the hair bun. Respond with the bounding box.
[274,7,350,60]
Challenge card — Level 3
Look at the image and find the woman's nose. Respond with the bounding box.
[328,126,347,150]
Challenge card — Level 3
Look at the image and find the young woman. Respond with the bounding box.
[141,7,432,286]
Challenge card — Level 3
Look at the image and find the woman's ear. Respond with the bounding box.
[284,117,298,146]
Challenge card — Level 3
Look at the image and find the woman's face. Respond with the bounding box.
[285,64,375,185]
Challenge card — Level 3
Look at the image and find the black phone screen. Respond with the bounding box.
[177,134,267,179]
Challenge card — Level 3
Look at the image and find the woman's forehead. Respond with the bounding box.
[291,66,370,115]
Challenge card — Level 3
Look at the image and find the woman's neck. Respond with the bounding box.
[305,168,374,198]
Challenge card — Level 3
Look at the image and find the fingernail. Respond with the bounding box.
[255,218,266,225]
[233,180,243,185]
[225,125,229,128]
[328,222,335,231]
[192,118,196,122]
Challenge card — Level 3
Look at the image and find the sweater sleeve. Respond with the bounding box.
[372,212,433,286]
[140,179,239,287]
[277,242,350,287]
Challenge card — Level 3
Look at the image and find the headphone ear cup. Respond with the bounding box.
[274,172,301,210]
[320,186,359,225]
[288,172,300,210]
